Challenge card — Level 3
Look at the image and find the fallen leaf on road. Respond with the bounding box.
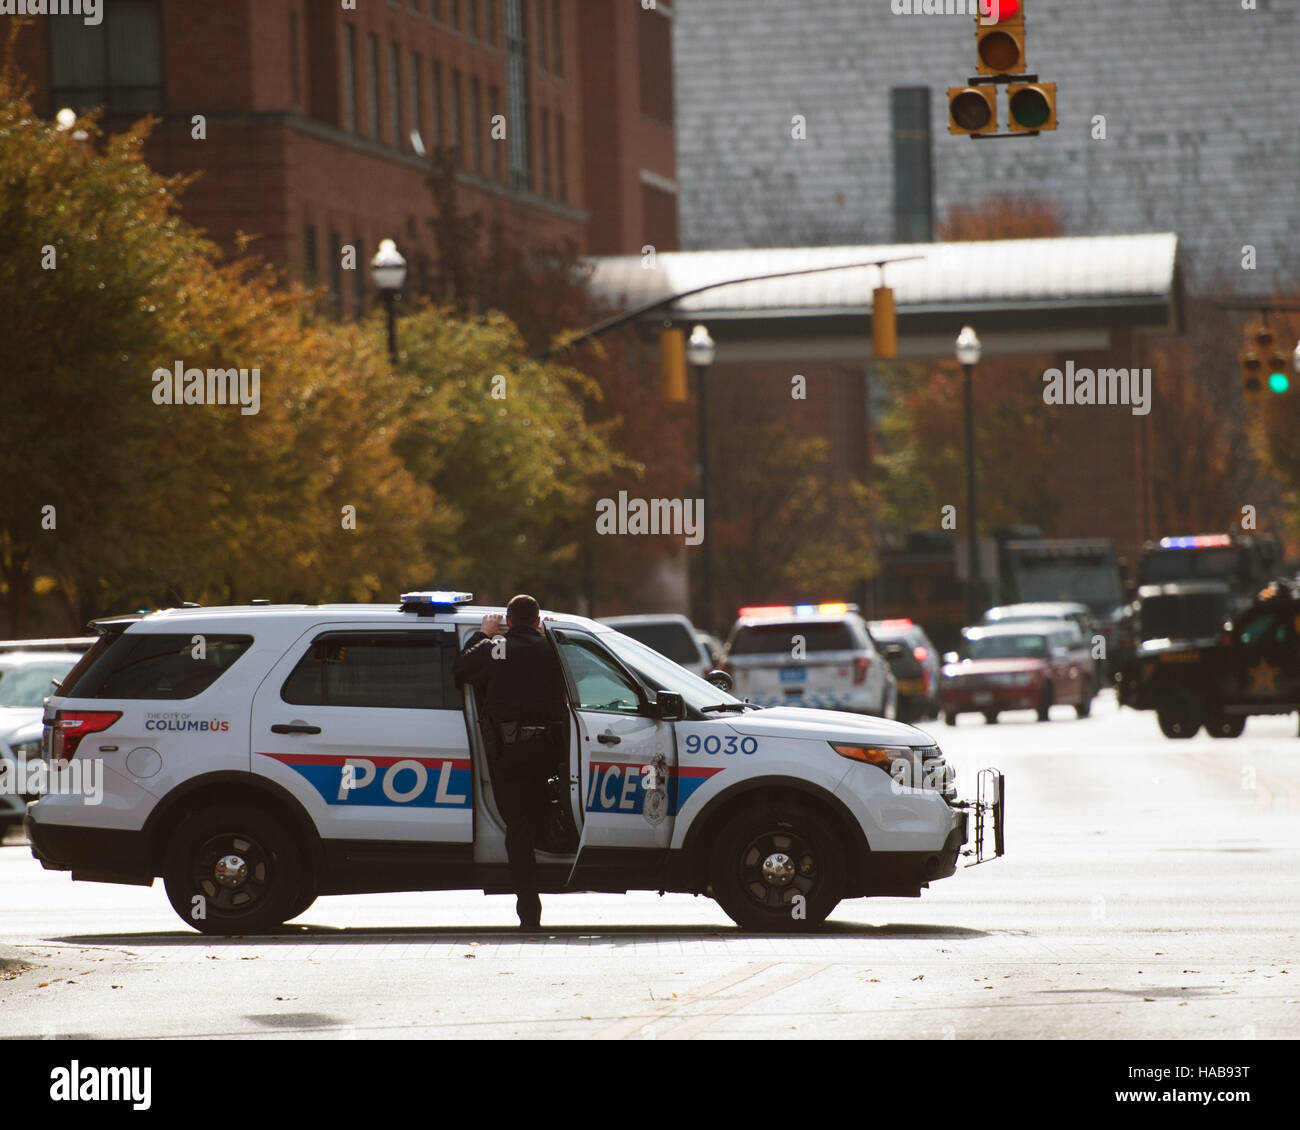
[1143,997,1155,1002]
[241,957,258,961]
[464,954,476,959]
[912,975,924,981]
[38,982,49,988]
[111,985,122,989]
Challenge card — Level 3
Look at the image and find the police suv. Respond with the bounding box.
[28,593,1002,935]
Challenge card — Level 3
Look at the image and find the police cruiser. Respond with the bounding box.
[28,592,1003,934]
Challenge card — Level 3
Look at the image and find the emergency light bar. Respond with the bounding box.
[400,591,475,608]
[737,602,858,618]
[1158,535,1231,550]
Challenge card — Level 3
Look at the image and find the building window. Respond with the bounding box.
[470,76,483,172]
[468,0,479,39]
[329,232,343,315]
[489,84,502,180]
[534,0,547,70]
[505,0,531,190]
[411,50,424,148]
[49,0,163,119]
[551,0,562,75]
[304,225,318,283]
[891,87,933,243]
[485,0,498,45]
[637,5,673,126]
[289,11,302,109]
[388,43,402,147]
[431,60,444,145]
[430,0,441,20]
[367,34,381,138]
[539,106,551,197]
[449,0,460,30]
[410,0,421,13]
[555,112,566,201]
[342,24,357,132]
[451,69,464,164]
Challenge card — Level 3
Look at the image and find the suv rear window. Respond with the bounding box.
[59,633,253,700]
[281,630,461,710]
[729,621,857,655]
[611,623,700,665]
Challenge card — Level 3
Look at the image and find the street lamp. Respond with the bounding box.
[370,238,407,362]
[955,326,982,624]
[686,324,716,633]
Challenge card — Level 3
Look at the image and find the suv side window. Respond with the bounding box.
[556,636,643,714]
[281,630,461,709]
[61,633,253,700]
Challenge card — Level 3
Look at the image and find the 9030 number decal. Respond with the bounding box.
[684,733,758,755]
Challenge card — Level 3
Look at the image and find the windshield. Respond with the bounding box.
[964,634,1048,661]
[729,621,856,655]
[599,630,744,713]
[1139,548,1242,586]
[610,622,702,665]
[1141,593,1227,640]
[1012,559,1122,610]
[0,661,76,707]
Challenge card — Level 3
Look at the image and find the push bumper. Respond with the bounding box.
[949,768,1005,866]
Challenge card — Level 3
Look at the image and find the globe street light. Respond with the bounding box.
[955,326,982,624]
[370,239,407,362]
[686,324,716,632]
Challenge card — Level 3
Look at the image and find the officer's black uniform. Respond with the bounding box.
[453,622,567,927]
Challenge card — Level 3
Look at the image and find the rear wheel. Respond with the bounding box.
[943,710,958,726]
[1075,683,1093,718]
[1206,713,1245,739]
[983,711,999,725]
[708,800,845,932]
[163,803,304,935]
[1157,696,1202,739]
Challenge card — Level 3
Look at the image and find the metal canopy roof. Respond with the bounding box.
[586,233,1182,362]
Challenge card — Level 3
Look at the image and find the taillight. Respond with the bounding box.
[853,656,870,684]
[51,710,121,761]
[913,645,928,662]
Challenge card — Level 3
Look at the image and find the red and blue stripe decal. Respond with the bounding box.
[257,751,472,808]
[586,761,723,815]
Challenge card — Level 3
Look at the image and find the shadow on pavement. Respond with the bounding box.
[51,920,994,947]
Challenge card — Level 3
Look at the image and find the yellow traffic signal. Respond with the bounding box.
[1006,82,1057,132]
[976,0,1026,76]
[947,85,997,135]
[659,327,687,402]
[872,286,898,359]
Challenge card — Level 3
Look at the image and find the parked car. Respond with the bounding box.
[0,650,85,827]
[983,601,1103,681]
[940,620,1095,725]
[868,618,940,722]
[598,614,715,678]
[724,604,897,718]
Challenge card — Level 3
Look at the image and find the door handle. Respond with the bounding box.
[597,732,621,744]
[271,722,322,735]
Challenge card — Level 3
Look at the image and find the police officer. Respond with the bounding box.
[453,594,567,930]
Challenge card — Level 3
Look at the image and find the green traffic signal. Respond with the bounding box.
[1268,371,1290,394]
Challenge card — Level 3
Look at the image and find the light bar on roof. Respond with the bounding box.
[879,618,913,628]
[738,602,857,618]
[1158,535,1231,550]
[400,591,475,606]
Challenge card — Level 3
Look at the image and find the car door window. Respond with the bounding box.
[556,637,644,714]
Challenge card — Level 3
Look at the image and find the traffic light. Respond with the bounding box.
[872,286,898,359]
[1006,81,1057,132]
[947,85,997,135]
[1240,322,1289,402]
[659,326,687,402]
[976,0,1026,76]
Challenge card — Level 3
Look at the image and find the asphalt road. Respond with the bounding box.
[3,692,1298,1039]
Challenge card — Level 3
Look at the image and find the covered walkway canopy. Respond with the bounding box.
[585,232,1183,363]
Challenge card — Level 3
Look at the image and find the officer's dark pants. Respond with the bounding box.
[486,725,552,925]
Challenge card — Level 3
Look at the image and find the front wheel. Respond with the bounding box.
[1157,700,1201,739]
[1075,685,1093,718]
[1206,713,1245,739]
[983,710,999,725]
[163,803,304,935]
[943,709,958,726]
[708,801,845,932]
[1037,684,1054,722]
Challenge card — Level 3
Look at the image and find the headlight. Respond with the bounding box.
[830,742,954,798]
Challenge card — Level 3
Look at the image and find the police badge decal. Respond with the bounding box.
[643,753,669,826]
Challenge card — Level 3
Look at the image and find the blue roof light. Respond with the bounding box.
[400,591,475,606]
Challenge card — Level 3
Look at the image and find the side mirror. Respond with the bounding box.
[705,669,733,692]
[656,691,685,720]
[943,651,959,666]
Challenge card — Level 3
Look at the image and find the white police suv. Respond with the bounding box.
[28,593,1002,934]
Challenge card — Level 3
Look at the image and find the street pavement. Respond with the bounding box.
[2,691,1298,1039]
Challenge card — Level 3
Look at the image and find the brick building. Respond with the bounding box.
[13,0,679,310]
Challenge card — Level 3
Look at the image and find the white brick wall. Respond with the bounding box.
[674,0,1299,287]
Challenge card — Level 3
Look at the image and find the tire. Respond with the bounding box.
[708,800,845,932]
[163,803,304,936]
[1206,714,1245,739]
[1157,702,1201,740]
[1075,685,1093,719]
[983,711,999,725]
[1036,684,1054,722]
[943,710,958,726]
